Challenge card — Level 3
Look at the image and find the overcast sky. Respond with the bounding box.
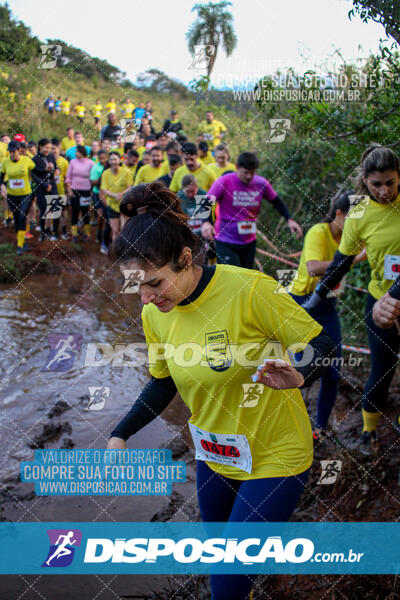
[8,0,386,87]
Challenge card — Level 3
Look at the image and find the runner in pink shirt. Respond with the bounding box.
[65,146,93,242]
[201,152,303,268]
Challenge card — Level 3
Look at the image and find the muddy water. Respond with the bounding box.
[0,267,198,599]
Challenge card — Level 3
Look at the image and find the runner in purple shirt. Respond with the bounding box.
[201,152,303,268]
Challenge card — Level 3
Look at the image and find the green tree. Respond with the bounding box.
[0,3,40,64]
[349,1,400,46]
[186,1,237,80]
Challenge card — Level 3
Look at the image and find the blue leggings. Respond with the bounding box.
[196,460,309,600]
[291,294,342,430]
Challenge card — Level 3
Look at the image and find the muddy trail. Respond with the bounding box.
[0,230,399,599]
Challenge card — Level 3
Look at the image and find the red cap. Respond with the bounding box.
[14,133,26,142]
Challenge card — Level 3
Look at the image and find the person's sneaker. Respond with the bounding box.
[16,246,24,256]
[50,235,57,241]
[100,243,109,255]
[61,233,68,240]
[25,231,34,239]
[35,225,41,232]
[39,232,45,242]
[360,430,379,456]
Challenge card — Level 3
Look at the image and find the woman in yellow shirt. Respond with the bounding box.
[304,145,400,454]
[100,151,133,251]
[74,101,86,123]
[0,140,35,254]
[291,192,365,441]
[107,182,334,600]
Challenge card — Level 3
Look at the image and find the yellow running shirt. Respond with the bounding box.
[61,100,70,115]
[106,101,116,114]
[169,164,214,193]
[206,162,237,182]
[75,104,85,117]
[134,164,165,185]
[122,102,135,117]
[0,141,9,168]
[292,222,339,296]
[142,264,320,480]
[1,156,35,195]
[339,194,400,299]
[61,136,75,152]
[55,156,69,195]
[198,119,227,148]
[90,103,103,118]
[100,166,133,212]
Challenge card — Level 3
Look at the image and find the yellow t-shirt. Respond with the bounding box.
[0,141,9,169]
[200,151,215,166]
[339,193,400,299]
[61,100,70,115]
[169,163,215,193]
[198,119,227,148]
[106,102,116,114]
[61,137,75,153]
[291,222,339,296]
[75,104,85,117]
[122,102,135,117]
[136,146,146,159]
[1,156,35,196]
[55,156,69,195]
[100,166,133,212]
[90,103,103,118]
[142,265,320,480]
[206,162,237,182]
[124,163,138,180]
[134,164,165,185]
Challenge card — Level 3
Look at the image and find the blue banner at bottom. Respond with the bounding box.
[0,522,398,574]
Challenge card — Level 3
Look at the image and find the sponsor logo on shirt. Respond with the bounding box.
[205,330,232,372]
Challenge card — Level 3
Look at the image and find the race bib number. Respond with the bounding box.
[204,133,213,141]
[9,179,24,190]
[237,221,257,235]
[54,175,60,184]
[189,423,252,474]
[327,275,347,298]
[79,195,90,207]
[384,255,400,280]
[187,218,203,234]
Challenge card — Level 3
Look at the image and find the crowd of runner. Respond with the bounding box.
[1,99,399,600]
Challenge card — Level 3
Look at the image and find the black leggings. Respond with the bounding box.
[7,194,32,232]
[71,190,90,226]
[36,185,59,235]
[363,293,400,412]
[215,239,257,269]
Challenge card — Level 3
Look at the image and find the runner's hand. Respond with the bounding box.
[353,247,367,264]
[251,359,304,389]
[372,293,400,329]
[287,218,303,239]
[201,221,215,241]
[107,437,127,450]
